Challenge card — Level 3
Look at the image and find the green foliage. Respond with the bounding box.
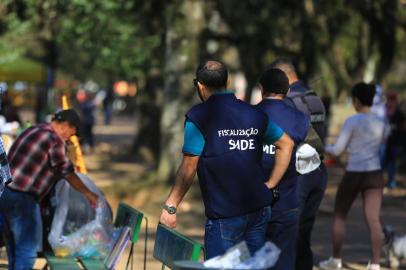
[1,0,405,91]
[0,9,32,63]
[56,0,163,83]
[0,0,163,85]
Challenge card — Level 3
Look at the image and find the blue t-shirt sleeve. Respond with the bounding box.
[263,121,284,144]
[182,120,205,156]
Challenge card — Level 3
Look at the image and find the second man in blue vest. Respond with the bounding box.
[257,68,310,270]
[159,60,294,258]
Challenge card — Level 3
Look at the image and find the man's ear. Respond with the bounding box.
[197,81,204,91]
[62,121,72,131]
[259,85,265,99]
[196,82,206,102]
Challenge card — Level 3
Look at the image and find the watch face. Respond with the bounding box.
[164,205,177,214]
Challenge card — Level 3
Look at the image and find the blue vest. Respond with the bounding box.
[186,94,274,219]
[257,99,309,211]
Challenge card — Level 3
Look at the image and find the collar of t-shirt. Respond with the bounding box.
[289,80,307,93]
[212,90,235,95]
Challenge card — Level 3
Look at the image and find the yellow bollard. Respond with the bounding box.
[62,94,87,174]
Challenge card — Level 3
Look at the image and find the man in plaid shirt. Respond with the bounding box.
[0,109,98,270]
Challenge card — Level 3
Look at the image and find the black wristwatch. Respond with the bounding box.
[163,204,177,215]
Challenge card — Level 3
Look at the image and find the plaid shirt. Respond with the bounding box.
[7,123,74,197]
[0,137,12,196]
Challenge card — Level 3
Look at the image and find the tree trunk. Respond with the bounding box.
[36,39,57,122]
[132,71,164,166]
[157,0,205,182]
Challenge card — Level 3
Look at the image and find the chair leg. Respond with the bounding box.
[125,243,134,270]
[124,216,149,270]
[143,216,148,270]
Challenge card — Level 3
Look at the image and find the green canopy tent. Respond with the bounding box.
[0,57,47,83]
[0,57,49,122]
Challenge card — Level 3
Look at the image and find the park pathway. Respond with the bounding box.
[1,111,405,269]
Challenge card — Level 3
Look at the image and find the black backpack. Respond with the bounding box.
[285,90,327,153]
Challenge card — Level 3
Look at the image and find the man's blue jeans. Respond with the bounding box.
[266,208,299,270]
[204,206,272,259]
[0,188,42,270]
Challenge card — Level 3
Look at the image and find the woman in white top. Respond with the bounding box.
[320,83,389,270]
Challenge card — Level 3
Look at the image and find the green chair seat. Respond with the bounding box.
[78,257,106,270]
[44,253,81,270]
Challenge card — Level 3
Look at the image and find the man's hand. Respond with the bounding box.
[265,181,276,189]
[84,191,98,208]
[65,173,99,208]
[159,209,177,228]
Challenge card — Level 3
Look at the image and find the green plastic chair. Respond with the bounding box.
[153,224,204,270]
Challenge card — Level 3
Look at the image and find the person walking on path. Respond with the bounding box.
[256,68,311,270]
[159,60,294,259]
[382,91,405,189]
[319,83,389,270]
[78,91,96,152]
[0,109,98,270]
[270,58,328,270]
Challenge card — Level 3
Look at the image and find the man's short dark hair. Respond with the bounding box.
[351,82,376,106]
[259,68,289,95]
[195,60,228,90]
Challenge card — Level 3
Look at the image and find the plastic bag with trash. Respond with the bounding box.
[48,173,114,259]
[203,241,280,269]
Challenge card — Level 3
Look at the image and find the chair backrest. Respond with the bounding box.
[153,224,203,269]
[114,203,144,244]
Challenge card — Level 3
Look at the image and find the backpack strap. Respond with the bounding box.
[286,90,326,123]
[286,90,327,152]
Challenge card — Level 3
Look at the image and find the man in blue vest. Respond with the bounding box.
[159,60,294,259]
[270,58,328,270]
[257,68,310,270]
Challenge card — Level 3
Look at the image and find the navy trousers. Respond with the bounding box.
[266,208,299,270]
[295,164,328,270]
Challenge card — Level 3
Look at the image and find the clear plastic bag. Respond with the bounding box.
[236,242,280,269]
[203,241,251,269]
[203,241,280,269]
[48,173,114,259]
